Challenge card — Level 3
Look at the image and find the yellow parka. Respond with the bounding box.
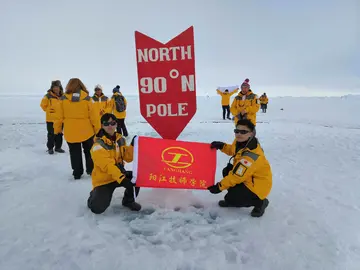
[219,138,272,199]
[54,89,101,143]
[110,92,127,119]
[92,94,110,116]
[260,95,268,104]
[216,88,239,106]
[230,90,260,126]
[40,90,63,122]
[90,132,133,189]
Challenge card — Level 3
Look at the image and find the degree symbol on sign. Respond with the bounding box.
[169,69,179,79]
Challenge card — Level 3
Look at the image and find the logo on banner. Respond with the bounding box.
[161,146,194,169]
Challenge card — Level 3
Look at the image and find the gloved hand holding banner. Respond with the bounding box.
[132,136,216,190]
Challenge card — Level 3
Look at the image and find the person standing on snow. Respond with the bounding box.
[259,93,269,113]
[87,113,140,214]
[230,79,260,126]
[216,87,239,120]
[54,78,101,179]
[91,84,110,117]
[40,80,65,154]
[110,85,128,137]
[207,119,272,217]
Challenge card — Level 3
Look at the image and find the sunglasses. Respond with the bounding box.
[103,121,116,127]
[234,129,251,134]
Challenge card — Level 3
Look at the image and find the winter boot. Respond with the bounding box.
[122,201,141,211]
[48,149,54,155]
[55,148,65,153]
[251,199,269,217]
[218,200,235,207]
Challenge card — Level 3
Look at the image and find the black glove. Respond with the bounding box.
[130,135,137,146]
[207,183,222,194]
[210,141,225,150]
[222,163,234,177]
[120,177,134,189]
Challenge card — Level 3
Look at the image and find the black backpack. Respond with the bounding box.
[114,95,126,112]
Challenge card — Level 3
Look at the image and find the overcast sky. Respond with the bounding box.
[0,0,359,97]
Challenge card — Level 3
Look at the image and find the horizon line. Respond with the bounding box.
[0,93,359,98]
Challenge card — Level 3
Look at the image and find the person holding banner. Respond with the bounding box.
[216,86,239,120]
[87,113,140,214]
[230,79,260,126]
[208,119,272,217]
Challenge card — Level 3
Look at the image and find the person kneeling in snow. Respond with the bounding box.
[87,113,140,214]
[207,119,272,217]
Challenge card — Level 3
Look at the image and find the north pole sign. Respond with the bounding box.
[134,26,196,140]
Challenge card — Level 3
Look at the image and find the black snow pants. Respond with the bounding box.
[222,105,230,119]
[222,164,262,207]
[87,180,140,214]
[224,183,263,208]
[46,122,63,150]
[66,136,94,178]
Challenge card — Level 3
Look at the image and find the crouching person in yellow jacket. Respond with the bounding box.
[87,113,141,214]
[207,119,272,217]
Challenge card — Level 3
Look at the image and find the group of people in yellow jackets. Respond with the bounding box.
[40,79,129,175]
[216,79,269,124]
[40,78,141,212]
[40,77,273,217]
[209,78,273,217]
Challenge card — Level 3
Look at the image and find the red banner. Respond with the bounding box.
[132,136,216,190]
[134,26,197,140]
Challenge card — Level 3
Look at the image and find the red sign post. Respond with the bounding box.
[134,26,196,140]
[132,136,216,190]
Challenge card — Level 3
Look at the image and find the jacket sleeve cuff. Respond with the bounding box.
[218,181,227,191]
[117,173,126,184]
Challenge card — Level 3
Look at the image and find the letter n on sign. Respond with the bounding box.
[134,26,197,140]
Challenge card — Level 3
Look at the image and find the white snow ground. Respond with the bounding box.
[0,94,360,270]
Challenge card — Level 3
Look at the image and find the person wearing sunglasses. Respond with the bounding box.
[87,113,140,214]
[207,119,272,217]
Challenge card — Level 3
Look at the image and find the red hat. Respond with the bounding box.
[241,78,250,88]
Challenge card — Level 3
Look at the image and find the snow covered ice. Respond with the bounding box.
[0,94,360,270]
